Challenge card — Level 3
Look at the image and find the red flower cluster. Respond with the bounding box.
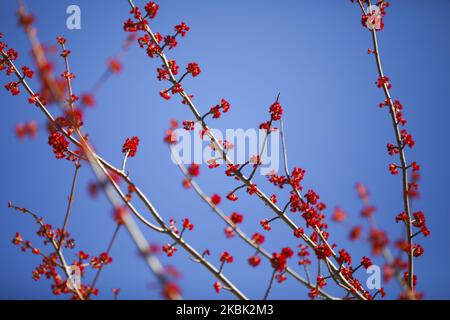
[270,247,293,272]
[48,132,69,159]
[186,62,201,77]
[269,101,283,121]
[122,136,140,157]
[220,251,234,264]
[15,121,38,139]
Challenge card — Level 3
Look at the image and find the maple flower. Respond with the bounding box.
[182,218,194,231]
[144,2,159,19]
[389,164,399,175]
[21,66,34,78]
[376,76,392,89]
[229,212,243,224]
[175,22,190,37]
[186,62,201,77]
[210,194,221,206]
[108,58,123,74]
[361,256,373,269]
[269,101,283,121]
[349,225,362,241]
[260,219,271,231]
[248,255,261,267]
[332,207,346,222]
[226,192,238,202]
[163,244,177,257]
[220,251,234,264]
[48,132,69,159]
[249,233,264,246]
[213,282,222,293]
[188,163,200,177]
[122,136,140,157]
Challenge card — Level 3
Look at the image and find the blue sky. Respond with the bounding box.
[1,0,450,299]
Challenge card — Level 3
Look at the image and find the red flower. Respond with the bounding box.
[175,22,190,37]
[246,183,258,195]
[122,136,140,157]
[376,76,392,89]
[5,81,20,96]
[349,225,362,241]
[108,58,122,74]
[182,218,194,231]
[224,226,235,238]
[12,232,23,245]
[332,207,346,222]
[144,2,159,19]
[305,189,319,205]
[294,227,304,238]
[81,93,95,107]
[413,244,424,257]
[220,251,234,263]
[186,62,201,77]
[21,66,34,78]
[389,164,399,175]
[269,101,283,121]
[337,249,352,265]
[226,192,238,202]
[221,99,230,113]
[210,194,221,206]
[361,256,373,269]
[162,244,177,257]
[314,244,332,260]
[188,163,200,177]
[182,120,195,131]
[248,255,261,267]
[260,219,271,231]
[48,132,69,159]
[229,212,243,224]
[213,282,222,293]
[400,129,415,148]
[164,35,178,49]
[251,232,265,245]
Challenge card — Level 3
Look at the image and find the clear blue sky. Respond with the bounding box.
[1,0,450,299]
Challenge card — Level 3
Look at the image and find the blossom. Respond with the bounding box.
[108,58,122,74]
[248,255,261,267]
[213,282,222,293]
[361,256,373,269]
[229,212,243,224]
[186,62,201,77]
[163,244,177,257]
[21,66,34,78]
[226,192,238,202]
[144,2,159,19]
[182,218,194,231]
[175,22,190,37]
[389,164,399,175]
[220,251,234,263]
[48,132,69,159]
[210,194,221,206]
[376,76,392,89]
[332,207,346,222]
[269,101,283,121]
[122,136,140,157]
[251,232,265,245]
[349,225,362,241]
[188,163,200,177]
[182,120,195,131]
[260,219,271,231]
